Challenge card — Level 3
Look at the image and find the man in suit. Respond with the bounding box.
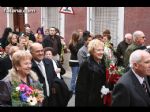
[112,50,150,106]
[30,42,57,106]
[0,46,19,80]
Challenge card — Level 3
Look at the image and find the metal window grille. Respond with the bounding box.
[91,7,119,47]
[41,7,61,29]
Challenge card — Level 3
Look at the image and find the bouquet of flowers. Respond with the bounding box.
[106,64,125,84]
[102,64,125,106]
[11,81,44,107]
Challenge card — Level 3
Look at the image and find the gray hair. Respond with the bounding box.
[125,33,132,39]
[132,30,145,42]
[129,50,144,68]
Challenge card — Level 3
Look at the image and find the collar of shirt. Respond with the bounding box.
[132,69,145,84]
[9,55,12,60]
[34,60,43,66]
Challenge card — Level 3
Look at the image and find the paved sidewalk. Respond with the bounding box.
[61,52,75,107]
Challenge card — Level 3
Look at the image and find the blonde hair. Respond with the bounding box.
[12,50,32,69]
[8,33,18,43]
[88,39,104,54]
[8,46,20,56]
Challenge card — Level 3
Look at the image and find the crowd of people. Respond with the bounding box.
[0,24,150,107]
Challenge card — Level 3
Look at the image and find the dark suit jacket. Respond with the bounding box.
[31,58,57,106]
[0,56,12,80]
[52,77,72,106]
[55,60,66,76]
[112,69,150,106]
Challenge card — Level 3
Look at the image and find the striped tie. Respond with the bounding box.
[142,80,148,93]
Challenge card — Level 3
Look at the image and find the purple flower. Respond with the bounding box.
[26,88,33,95]
[20,93,28,102]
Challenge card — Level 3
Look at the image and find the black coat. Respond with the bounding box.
[75,56,106,106]
[31,58,57,106]
[112,69,150,106]
[52,77,72,106]
[116,40,129,66]
[0,56,12,80]
[69,43,80,67]
[42,35,62,55]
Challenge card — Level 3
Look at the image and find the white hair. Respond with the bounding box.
[132,30,145,42]
[125,33,132,39]
[129,50,144,68]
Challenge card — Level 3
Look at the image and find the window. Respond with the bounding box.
[88,7,124,47]
[41,7,60,31]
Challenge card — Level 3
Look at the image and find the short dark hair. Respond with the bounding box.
[44,47,55,56]
[24,24,30,28]
[94,34,102,39]
[83,30,91,41]
[103,29,110,35]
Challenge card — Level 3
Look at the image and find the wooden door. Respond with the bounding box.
[13,7,25,33]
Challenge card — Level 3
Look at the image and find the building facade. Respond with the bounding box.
[0,7,149,46]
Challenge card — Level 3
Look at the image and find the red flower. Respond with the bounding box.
[106,64,124,85]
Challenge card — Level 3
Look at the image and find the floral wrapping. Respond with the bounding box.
[103,64,125,106]
[11,81,44,107]
[102,41,125,106]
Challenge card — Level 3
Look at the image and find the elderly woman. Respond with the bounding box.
[75,39,106,106]
[43,47,71,106]
[0,50,44,107]
[44,47,66,79]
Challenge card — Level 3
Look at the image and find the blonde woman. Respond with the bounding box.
[0,50,44,106]
[18,34,31,51]
[75,39,106,106]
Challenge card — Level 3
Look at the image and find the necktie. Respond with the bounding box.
[142,80,148,93]
[38,62,50,96]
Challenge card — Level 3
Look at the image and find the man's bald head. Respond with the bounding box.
[124,33,133,44]
[30,43,44,62]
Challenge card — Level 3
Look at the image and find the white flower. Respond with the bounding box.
[101,85,110,95]
[16,87,20,91]
[27,96,37,106]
